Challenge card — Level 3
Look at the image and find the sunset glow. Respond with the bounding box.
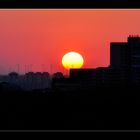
[0,10,140,74]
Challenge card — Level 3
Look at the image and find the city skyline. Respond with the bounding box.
[1,10,140,74]
[1,33,140,130]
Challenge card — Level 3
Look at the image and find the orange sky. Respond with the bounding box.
[0,9,140,74]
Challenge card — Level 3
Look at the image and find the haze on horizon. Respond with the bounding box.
[0,9,140,74]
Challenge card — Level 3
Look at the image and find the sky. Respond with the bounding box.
[0,9,140,75]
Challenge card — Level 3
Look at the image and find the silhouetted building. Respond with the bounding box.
[52,72,64,79]
[127,36,140,85]
[52,77,82,92]
[0,81,21,92]
[8,72,20,86]
[110,42,129,68]
[110,36,140,69]
[110,35,140,85]
[70,68,95,80]
[1,36,140,91]
[24,72,51,90]
[68,36,140,88]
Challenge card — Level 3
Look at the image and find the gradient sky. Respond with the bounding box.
[0,9,140,74]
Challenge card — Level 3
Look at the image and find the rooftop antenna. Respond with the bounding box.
[27,65,30,73]
[8,66,11,74]
[11,65,14,72]
[30,64,32,72]
[25,65,27,74]
[50,64,53,75]
[42,64,44,72]
[17,64,20,74]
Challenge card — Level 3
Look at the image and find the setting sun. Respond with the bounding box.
[62,51,84,69]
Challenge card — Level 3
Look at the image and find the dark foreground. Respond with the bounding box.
[0,86,140,130]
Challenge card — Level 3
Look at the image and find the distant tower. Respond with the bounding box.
[17,64,20,74]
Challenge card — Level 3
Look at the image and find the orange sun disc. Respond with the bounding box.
[62,51,84,69]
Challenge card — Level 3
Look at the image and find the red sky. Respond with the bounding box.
[0,9,140,74]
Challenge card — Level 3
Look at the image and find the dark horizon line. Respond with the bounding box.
[0,0,140,8]
[0,68,98,76]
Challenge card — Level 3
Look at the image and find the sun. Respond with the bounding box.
[62,51,84,69]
